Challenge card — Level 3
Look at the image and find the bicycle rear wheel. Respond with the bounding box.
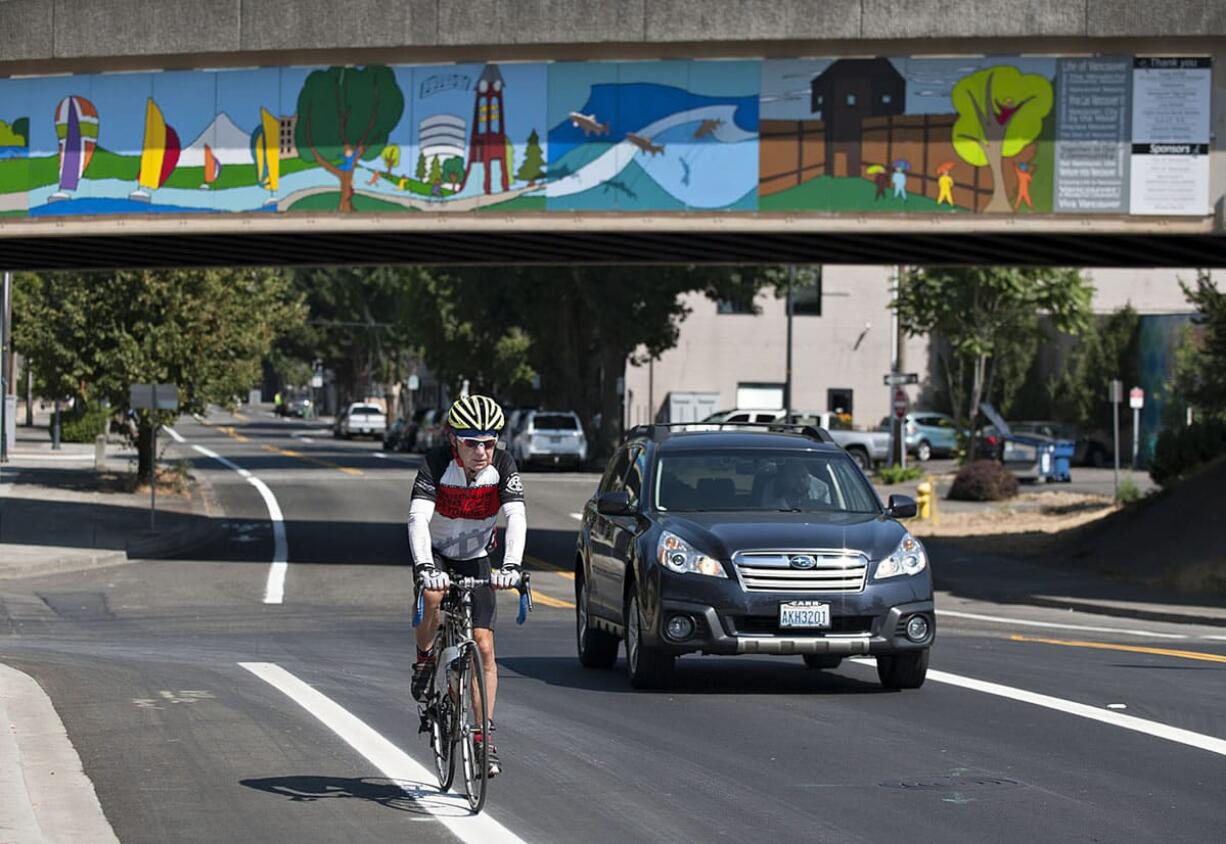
[457,642,489,813]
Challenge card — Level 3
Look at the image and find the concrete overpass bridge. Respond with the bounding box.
[0,0,1224,268]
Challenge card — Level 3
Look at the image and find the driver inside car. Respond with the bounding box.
[759,459,832,509]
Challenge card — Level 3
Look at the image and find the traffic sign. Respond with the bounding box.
[130,383,178,411]
[892,388,908,419]
[883,372,919,386]
[1129,387,1144,409]
[407,374,420,391]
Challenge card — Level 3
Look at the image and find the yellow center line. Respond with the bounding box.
[1011,634,1226,664]
[524,553,567,572]
[261,444,363,476]
[555,571,575,581]
[218,426,250,443]
[533,593,576,609]
[233,411,249,422]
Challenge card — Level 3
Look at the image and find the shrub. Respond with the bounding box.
[948,459,1019,501]
[1149,419,1226,486]
[876,464,924,485]
[54,403,110,444]
[1115,476,1143,505]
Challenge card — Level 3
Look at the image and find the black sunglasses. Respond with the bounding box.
[459,437,497,450]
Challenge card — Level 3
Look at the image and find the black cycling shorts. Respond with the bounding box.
[422,552,496,630]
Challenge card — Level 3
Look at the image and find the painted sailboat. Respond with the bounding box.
[130,98,180,201]
[50,96,98,201]
[201,143,222,189]
[249,107,280,199]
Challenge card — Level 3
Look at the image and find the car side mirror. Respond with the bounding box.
[886,494,917,519]
[597,490,633,516]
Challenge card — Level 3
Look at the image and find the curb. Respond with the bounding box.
[1023,595,1226,630]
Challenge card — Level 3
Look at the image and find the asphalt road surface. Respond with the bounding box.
[2,411,1223,843]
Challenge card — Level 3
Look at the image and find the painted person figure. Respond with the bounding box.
[874,169,890,200]
[337,145,358,173]
[1013,160,1035,210]
[891,165,908,201]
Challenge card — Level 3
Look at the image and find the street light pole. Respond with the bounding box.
[0,270,10,463]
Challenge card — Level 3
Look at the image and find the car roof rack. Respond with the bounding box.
[624,421,835,445]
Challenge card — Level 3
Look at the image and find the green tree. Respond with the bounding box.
[294,65,405,211]
[401,267,767,457]
[428,154,442,185]
[895,267,1092,448]
[381,143,401,176]
[441,156,465,187]
[13,269,305,483]
[515,129,546,184]
[1168,271,1226,420]
[415,150,427,181]
[951,66,1053,213]
[504,138,515,184]
[1051,305,1141,431]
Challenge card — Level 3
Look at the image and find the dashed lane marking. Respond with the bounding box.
[1009,634,1226,664]
[192,445,289,604]
[849,657,1226,758]
[261,444,363,476]
[937,609,1189,639]
[218,426,250,443]
[239,662,527,844]
[163,426,186,444]
[569,512,583,520]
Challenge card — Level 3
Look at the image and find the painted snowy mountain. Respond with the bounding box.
[179,113,253,167]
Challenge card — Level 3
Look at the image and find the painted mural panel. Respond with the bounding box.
[0,56,1210,219]
[760,56,1059,214]
[545,60,759,211]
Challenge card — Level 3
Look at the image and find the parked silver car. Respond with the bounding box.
[512,410,588,469]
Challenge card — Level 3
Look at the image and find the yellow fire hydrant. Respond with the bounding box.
[914,477,939,524]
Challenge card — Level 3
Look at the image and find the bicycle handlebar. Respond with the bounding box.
[411,572,534,627]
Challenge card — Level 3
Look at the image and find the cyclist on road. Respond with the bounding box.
[408,394,526,777]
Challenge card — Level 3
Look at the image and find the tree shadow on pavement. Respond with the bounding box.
[499,655,892,696]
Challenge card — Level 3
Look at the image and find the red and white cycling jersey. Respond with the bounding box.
[409,445,525,561]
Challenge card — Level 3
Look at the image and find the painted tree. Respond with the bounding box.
[504,138,516,185]
[295,65,405,211]
[428,154,442,186]
[415,150,427,181]
[441,156,465,187]
[951,65,1053,213]
[515,129,545,185]
[381,143,401,177]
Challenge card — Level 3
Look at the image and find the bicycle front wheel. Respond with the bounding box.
[457,642,490,813]
[430,693,455,791]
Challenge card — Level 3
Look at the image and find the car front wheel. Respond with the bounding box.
[846,447,870,471]
[625,590,674,690]
[576,574,619,669]
[877,649,929,689]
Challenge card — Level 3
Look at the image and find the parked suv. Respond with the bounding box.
[512,410,588,469]
[574,424,933,690]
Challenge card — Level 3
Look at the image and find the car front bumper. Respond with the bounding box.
[642,572,935,657]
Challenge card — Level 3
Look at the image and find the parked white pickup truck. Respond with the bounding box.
[701,408,890,470]
[335,402,387,440]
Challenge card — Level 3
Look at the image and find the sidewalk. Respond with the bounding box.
[0,412,219,580]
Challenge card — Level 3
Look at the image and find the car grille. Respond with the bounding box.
[732,551,868,593]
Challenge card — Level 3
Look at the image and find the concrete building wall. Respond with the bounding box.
[623,266,929,430]
[1086,268,1222,314]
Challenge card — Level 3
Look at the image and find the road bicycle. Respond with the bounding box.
[412,573,532,813]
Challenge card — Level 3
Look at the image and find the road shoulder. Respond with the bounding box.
[0,662,119,843]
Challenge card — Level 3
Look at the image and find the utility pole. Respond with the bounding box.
[784,265,795,420]
[1,270,11,463]
[889,266,907,467]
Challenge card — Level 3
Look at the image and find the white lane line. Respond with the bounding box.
[373,452,388,459]
[163,426,186,443]
[192,445,289,604]
[849,658,1226,758]
[239,663,526,843]
[937,609,1188,639]
[1201,634,1226,641]
[568,512,583,520]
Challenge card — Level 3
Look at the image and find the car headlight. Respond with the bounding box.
[657,531,727,578]
[874,533,928,579]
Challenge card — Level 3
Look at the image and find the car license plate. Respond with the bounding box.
[549,436,563,444]
[779,601,831,629]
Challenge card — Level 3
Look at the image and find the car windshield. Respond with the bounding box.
[533,414,578,430]
[653,450,880,514]
[353,405,382,415]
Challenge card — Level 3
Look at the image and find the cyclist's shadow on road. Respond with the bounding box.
[239,776,459,815]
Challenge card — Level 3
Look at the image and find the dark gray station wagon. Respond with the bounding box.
[574,424,934,690]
